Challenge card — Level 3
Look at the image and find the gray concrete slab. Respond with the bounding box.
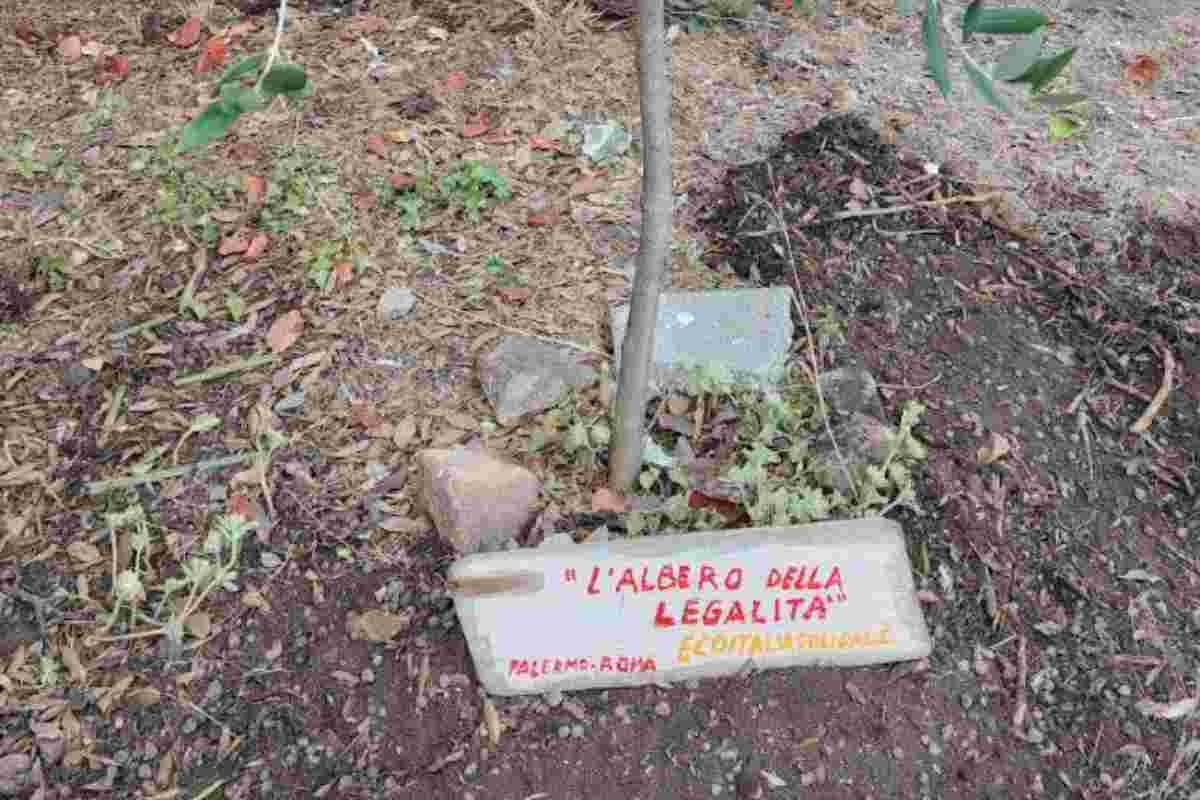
[450,518,931,696]
[608,287,795,395]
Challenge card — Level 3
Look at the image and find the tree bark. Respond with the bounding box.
[608,0,673,493]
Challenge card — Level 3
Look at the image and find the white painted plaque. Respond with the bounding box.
[449,518,931,696]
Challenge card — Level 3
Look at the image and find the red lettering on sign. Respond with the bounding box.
[724,567,744,590]
[804,594,829,621]
[677,564,691,589]
[702,600,722,626]
[654,601,676,628]
[826,565,844,593]
[657,564,676,591]
[698,564,718,591]
[804,565,824,590]
[600,657,614,672]
[786,596,806,619]
[615,567,638,593]
[587,566,602,595]
[751,600,768,624]
[724,600,746,625]
[681,598,700,625]
[639,566,655,592]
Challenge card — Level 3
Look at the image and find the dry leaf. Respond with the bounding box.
[347,15,386,35]
[1135,696,1198,720]
[67,540,102,565]
[483,697,502,745]
[377,516,426,533]
[266,310,303,354]
[218,230,251,256]
[128,686,162,706]
[226,493,255,523]
[95,54,129,86]
[243,233,270,260]
[156,751,175,789]
[528,209,560,226]
[393,416,419,448]
[976,431,1012,465]
[60,642,87,684]
[185,611,212,639]
[195,36,226,74]
[242,589,271,610]
[223,19,258,39]
[462,112,489,138]
[166,16,203,48]
[366,134,389,158]
[496,286,532,305]
[1124,54,1160,84]
[58,35,82,63]
[347,609,410,642]
[350,400,385,429]
[15,18,41,44]
[529,135,562,151]
[591,487,627,513]
[243,175,266,206]
[570,174,601,195]
[330,261,354,289]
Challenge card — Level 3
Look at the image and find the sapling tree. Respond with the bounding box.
[605,0,1078,493]
[178,0,311,152]
[608,0,673,492]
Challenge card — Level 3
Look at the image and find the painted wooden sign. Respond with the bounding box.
[449,518,931,696]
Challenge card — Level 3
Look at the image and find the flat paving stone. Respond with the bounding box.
[608,288,794,396]
[450,517,931,696]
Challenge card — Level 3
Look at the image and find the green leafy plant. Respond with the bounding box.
[484,254,525,287]
[78,89,128,136]
[301,239,347,290]
[704,0,754,18]
[904,0,1080,115]
[369,171,435,229]
[438,160,512,221]
[528,390,612,472]
[33,254,67,290]
[258,143,348,235]
[1,133,69,181]
[130,144,241,241]
[89,504,253,648]
[178,1,311,153]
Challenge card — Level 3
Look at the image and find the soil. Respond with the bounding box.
[1,1,1198,799]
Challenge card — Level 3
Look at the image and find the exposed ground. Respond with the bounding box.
[1,1,1198,799]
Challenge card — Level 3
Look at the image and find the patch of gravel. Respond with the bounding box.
[816,2,1200,263]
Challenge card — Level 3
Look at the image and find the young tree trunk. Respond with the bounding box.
[608,0,673,493]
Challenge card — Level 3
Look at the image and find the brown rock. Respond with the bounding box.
[416,447,541,554]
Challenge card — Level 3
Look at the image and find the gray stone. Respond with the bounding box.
[817,367,883,419]
[477,336,598,425]
[809,412,899,493]
[609,288,794,399]
[378,287,416,320]
[62,364,96,388]
[0,753,32,796]
[415,446,541,554]
[451,518,931,695]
